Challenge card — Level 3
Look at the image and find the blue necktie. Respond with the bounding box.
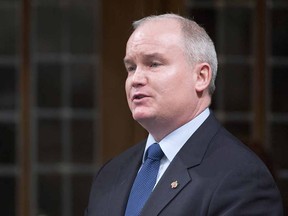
[125,143,164,216]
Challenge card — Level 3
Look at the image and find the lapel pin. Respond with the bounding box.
[171,181,178,189]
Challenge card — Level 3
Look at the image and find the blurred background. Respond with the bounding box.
[0,0,287,215]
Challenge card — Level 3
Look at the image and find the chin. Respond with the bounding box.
[132,111,153,122]
[133,114,148,122]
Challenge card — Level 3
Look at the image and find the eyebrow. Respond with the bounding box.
[123,58,133,65]
[124,52,164,64]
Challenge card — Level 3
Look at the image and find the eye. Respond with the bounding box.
[150,62,161,68]
[126,65,136,72]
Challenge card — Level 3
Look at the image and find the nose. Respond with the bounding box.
[131,67,147,87]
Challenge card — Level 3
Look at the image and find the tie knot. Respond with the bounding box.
[146,143,164,161]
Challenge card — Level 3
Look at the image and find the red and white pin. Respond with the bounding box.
[170,181,178,189]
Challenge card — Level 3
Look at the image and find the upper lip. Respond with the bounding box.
[132,93,149,101]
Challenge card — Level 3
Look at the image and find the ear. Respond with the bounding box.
[194,63,212,92]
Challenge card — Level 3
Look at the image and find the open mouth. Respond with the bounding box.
[133,94,147,100]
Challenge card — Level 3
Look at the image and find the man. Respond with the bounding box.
[86,14,283,215]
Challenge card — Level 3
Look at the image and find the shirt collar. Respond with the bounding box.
[144,108,210,163]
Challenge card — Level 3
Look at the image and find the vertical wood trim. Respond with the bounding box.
[101,0,185,162]
[253,0,266,145]
[19,0,31,215]
[100,0,139,162]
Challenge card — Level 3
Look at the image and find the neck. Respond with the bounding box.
[143,106,209,142]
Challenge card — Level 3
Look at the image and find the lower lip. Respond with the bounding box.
[133,97,148,103]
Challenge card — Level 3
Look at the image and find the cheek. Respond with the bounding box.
[162,74,194,101]
[125,79,130,96]
[125,79,134,109]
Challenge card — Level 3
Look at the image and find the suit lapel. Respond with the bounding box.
[141,113,221,215]
[141,156,191,215]
[109,142,145,215]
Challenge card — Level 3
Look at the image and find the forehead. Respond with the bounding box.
[125,19,183,59]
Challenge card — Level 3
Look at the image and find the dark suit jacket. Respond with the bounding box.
[86,114,283,215]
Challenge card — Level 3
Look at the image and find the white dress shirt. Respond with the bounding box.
[143,108,210,186]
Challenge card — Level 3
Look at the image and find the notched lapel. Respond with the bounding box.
[108,143,145,215]
[140,157,191,216]
[140,114,221,215]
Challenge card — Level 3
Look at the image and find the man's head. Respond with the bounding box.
[133,14,218,95]
[124,14,218,141]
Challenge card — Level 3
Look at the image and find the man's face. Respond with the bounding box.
[124,20,199,130]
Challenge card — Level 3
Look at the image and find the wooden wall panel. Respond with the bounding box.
[19,0,31,215]
[100,0,184,162]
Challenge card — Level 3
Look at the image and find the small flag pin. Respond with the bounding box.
[171,181,178,189]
